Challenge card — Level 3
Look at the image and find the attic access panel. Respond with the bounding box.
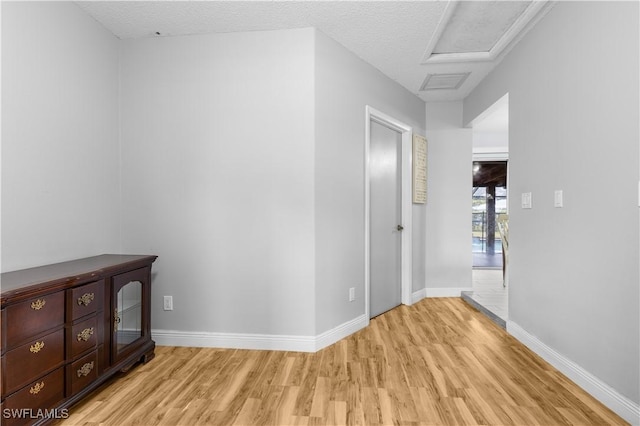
[433,1,532,54]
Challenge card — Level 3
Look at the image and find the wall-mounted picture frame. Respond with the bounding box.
[412,134,427,204]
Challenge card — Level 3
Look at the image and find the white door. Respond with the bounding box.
[369,121,402,318]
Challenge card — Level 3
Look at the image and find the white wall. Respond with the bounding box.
[471,95,509,156]
[1,2,121,271]
[119,29,317,336]
[2,3,429,347]
[121,28,428,343]
[314,30,426,333]
[465,1,639,408]
[424,101,473,294]
[472,131,508,154]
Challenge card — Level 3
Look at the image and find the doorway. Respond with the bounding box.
[365,106,412,320]
[369,121,402,317]
[463,94,509,327]
[472,161,507,269]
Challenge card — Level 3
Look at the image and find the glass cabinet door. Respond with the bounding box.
[111,266,151,364]
[114,280,142,352]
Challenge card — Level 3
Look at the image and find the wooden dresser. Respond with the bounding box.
[1,254,157,425]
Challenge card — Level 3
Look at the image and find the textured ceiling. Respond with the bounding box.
[77,1,554,102]
[433,1,532,54]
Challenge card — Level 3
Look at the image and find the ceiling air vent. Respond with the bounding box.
[420,73,470,91]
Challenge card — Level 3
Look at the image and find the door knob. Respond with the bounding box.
[397,225,404,231]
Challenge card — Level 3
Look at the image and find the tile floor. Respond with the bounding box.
[462,268,508,328]
[472,252,503,268]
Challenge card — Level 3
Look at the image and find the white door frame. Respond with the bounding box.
[365,106,413,320]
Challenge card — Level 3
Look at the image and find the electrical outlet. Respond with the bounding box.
[349,287,355,302]
[163,295,173,311]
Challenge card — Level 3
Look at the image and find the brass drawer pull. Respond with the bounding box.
[30,382,45,395]
[77,292,95,306]
[77,361,94,377]
[30,299,46,310]
[77,327,95,342]
[30,341,45,353]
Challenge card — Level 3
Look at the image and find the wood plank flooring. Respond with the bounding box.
[59,298,628,425]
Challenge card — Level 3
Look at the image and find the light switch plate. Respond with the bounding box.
[554,190,563,208]
[521,192,532,209]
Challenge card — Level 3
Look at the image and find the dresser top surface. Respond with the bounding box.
[1,254,157,305]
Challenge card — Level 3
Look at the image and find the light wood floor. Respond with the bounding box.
[59,298,627,425]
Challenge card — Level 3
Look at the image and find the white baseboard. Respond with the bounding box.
[425,287,472,298]
[152,329,316,352]
[315,314,368,351]
[507,321,640,425]
[412,288,427,303]
[152,314,368,353]
[413,287,473,302]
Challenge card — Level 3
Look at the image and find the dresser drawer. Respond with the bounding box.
[69,281,101,321]
[69,351,98,395]
[3,329,65,395]
[4,292,64,348]
[70,316,98,358]
[1,368,65,426]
